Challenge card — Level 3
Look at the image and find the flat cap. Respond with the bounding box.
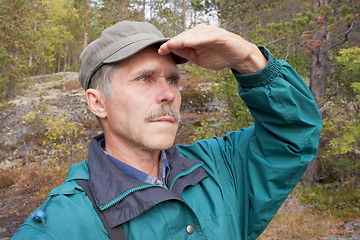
[79,21,187,90]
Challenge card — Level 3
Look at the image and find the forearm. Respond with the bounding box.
[231,43,268,74]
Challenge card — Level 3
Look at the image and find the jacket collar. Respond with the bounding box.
[86,133,208,228]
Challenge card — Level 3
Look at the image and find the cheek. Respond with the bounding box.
[175,92,181,110]
[117,97,151,123]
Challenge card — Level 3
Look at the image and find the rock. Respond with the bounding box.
[0,227,10,240]
[0,72,225,168]
[341,221,360,231]
[324,236,360,240]
[0,72,99,167]
[323,221,360,240]
[180,90,226,114]
[0,160,18,170]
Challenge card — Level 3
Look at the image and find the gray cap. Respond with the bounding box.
[79,21,188,90]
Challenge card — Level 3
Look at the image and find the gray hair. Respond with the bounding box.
[88,62,121,99]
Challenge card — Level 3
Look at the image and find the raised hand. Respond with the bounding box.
[158,24,267,74]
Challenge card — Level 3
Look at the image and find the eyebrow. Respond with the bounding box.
[132,69,156,79]
[132,69,180,81]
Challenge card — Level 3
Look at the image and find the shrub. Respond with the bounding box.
[191,69,253,141]
[23,92,85,164]
[318,48,360,185]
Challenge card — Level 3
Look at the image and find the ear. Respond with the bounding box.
[85,89,108,119]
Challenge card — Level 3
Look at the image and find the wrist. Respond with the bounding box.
[231,44,268,74]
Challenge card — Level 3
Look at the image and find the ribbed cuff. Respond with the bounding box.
[232,47,281,89]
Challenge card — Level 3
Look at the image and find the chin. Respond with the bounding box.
[145,135,176,151]
[145,126,178,150]
[151,140,175,151]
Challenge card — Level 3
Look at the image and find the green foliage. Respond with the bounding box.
[339,4,351,16]
[213,0,283,34]
[23,93,84,163]
[336,47,360,74]
[183,64,219,82]
[245,2,357,82]
[320,47,360,185]
[294,182,360,221]
[191,68,253,141]
[320,84,360,184]
[325,107,359,156]
[0,0,41,98]
[150,0,183,33]
[248,9,312,77]
[325,48,360,154]
[0,0,357,103]
[353,82,360,98]
[40,115,84,161]
[0,101,16,111]
[89,0,142,40]
[0,0,85,99]
[316,4,334,16]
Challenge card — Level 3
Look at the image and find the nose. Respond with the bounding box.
[155,78,177,104]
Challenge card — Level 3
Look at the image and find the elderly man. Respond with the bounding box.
[12,21,322,240]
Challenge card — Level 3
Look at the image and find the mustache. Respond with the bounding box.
[144,104,181,123]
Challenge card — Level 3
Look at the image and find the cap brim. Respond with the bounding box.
[103,37,188,64]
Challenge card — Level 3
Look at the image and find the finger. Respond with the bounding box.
[159,25,214,55]
[158,41,182,55]
[159,41,199,63]
[171,48,199,63]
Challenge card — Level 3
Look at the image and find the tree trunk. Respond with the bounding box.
[302,0,329,185]
[119,0,128,21]
[83,0,89,49]
[182,0,186,30]
[63,43,68,72]
[309,25,328,109]
[303,0,355,185]
[42,60,46,77]
[5,64,17,99]
[142,0,146,21]
[28,52,32,67]
[301,156,319,186]
[57,47,61,73]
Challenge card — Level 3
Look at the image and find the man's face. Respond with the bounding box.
[102,46,181,152]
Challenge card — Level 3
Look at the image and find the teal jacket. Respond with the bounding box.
[12,48,322,240]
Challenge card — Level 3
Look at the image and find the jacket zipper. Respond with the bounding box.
[100,161,204,211]
[169,161,204,190]
[100,184,167,211]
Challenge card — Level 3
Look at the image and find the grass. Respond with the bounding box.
[258,211,337,239]
[258,182,360,239]
[0,162,70,201]
[295,182,360,221]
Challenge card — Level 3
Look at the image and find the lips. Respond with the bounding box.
[149,116,176,123]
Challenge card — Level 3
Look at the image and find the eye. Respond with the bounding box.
[139,76,149,82]
[167,79,178,85]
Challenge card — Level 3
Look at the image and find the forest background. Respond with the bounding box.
[0,0,360,238]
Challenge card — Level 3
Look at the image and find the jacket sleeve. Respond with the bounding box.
[178,47,322,239]
[11,225,54,240]
[234,47,322,239]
